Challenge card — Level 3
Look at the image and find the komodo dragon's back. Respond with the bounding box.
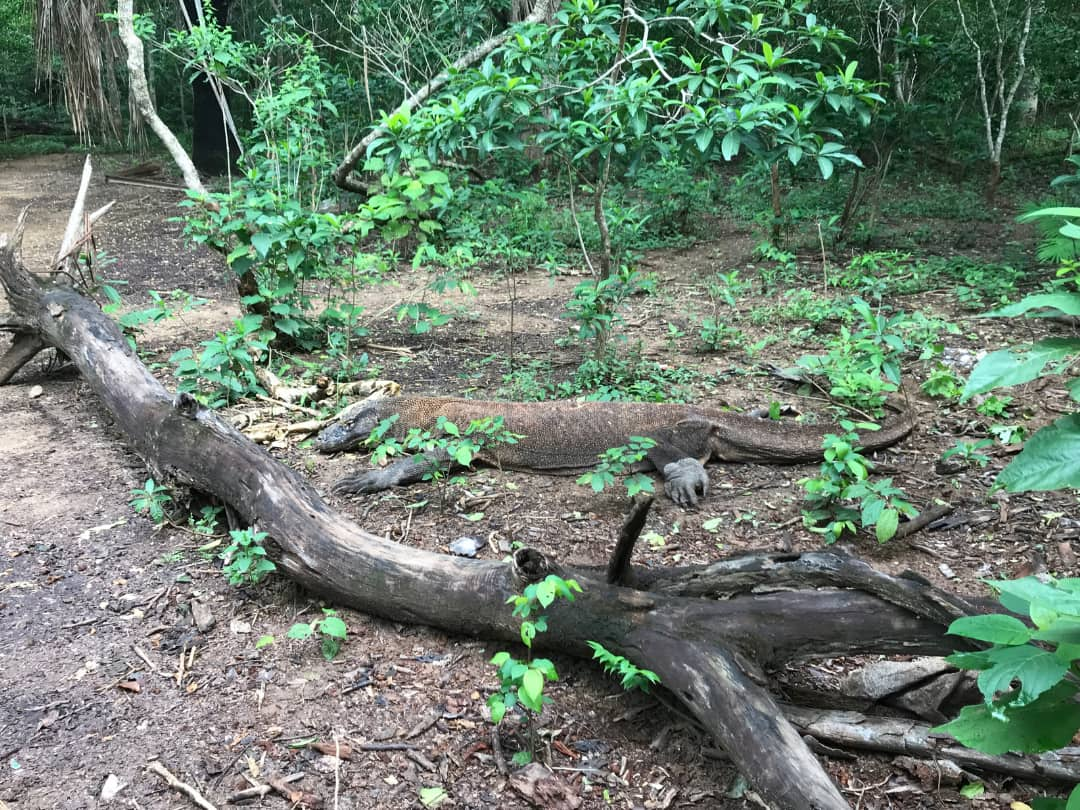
[384,397,708,472]
[317,395,915,472]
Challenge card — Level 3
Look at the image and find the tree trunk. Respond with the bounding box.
[986,159,1002,205]
[1,180,1039,809]
[182,0,239,176]
[770,162,783,242]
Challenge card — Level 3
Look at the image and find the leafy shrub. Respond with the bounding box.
[220,528,276,586]
[170,314,273,407]
[801,425,916,543]
[795,297,907,414]
[288,608,348,660]
[934,577,1080,810]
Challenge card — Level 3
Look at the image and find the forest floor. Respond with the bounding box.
[0,152,1077,810]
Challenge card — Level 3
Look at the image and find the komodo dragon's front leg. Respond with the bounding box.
[331,449,453,495]
[644,418,713,507]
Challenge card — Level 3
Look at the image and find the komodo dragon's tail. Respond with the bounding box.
[707,404,917,464]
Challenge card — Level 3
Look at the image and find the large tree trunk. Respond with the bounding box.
[3,173,1070,808]
[182,0,239,176]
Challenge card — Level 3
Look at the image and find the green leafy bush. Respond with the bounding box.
[170,314,273,407]
[801,425,916,543]
[288,608,348,660]
[795,297,907,414]
[488,575,582,765]
[934,579,1080,789]
[220,528,276,586]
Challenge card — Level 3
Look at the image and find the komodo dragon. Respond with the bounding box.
[315,396,916,507]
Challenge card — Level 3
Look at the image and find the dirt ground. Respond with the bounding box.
[1,153,1076,810]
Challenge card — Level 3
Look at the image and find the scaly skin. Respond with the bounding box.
[316,396,916,506]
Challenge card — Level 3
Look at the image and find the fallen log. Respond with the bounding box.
[0,175,1019,809]
[785,706,1080,785]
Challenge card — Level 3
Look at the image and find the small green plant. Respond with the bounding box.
[288,608,348,660]
[921,365,963,399]
[189,504,225,537]
[933,576,1080,810]
[220,528,276,586]
[100,288,209,347]
[801,425,916,543]
[170,314,273,407]
[586,642,660,692]
[975,394,1012,417]
[753,242,799,292]
[924,257,1026,311]
[941,439,993,469]
[697,317,744,352]
[577,437,658,498]
[130,479,174,525]
[664,322,686,350]
[562,266,653,354]
[765,288,850,325]
[707,269,751,308]
[396,301,453,335]
[836,251,928,299]
[795,297,907,415]
[489,575,582,765]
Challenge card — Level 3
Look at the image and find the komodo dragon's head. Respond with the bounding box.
[313,400,386,453]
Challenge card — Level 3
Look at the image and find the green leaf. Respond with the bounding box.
[1035,617,1080,645]
[487,694,506,724]
[250,232,273,258]
[255,635,275,648]
[287,622,313,640]
[417,170,449,186]
[963,338,1080,398]
[946,651,993,670]
[320,616,347,639]
[1017,206,1080,222]
[419,786,449,808]
[874,507,899,543]
[977,645,1068,707]
[993,577,1080,614]
[947,614,1031,645]
[995,414,1080,491]
[932,682,1080,754]
[694,128,714,153]
[535,579,556,608]
[816,156,834,180]
[521,667,544,704]
[988,292,1080,318]
[721,130,741,161]
[959,782,984,798]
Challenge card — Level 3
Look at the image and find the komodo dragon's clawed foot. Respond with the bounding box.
[331,470,389,495]
[332,450,453,496]
[663,458,709,507]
